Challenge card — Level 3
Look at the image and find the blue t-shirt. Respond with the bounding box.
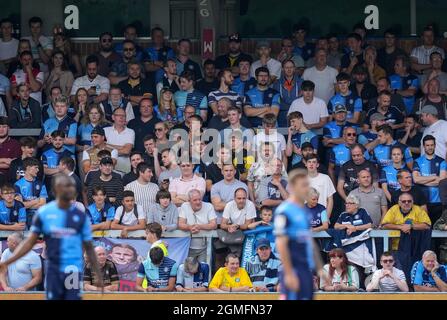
[293,43,315,61]
[274,201,314,270]
[174,89,207,121]
[42,148,74,169]
[14,178,48,221]
[0,200,26,225]
[389,74,419,114]
[413,155,447,203]
[373,141,413,169]
[358,131,378,145]
[176,262,210,288]
[137,256,178,288]
[380,164,408,192]
[86,203,116,225]
[77,123,95,147]
[41,116,78,153]
[327,91,362,120]
[145,46,175,83]
[232,77,257,98]
[323,121,358,139]
[306,203,328,228]
[291,131,318,165]
[244,87,280,128]
[411,260,447,287]
[30,201,92,272]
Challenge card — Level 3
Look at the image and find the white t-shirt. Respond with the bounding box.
[250,58,282,79]
[288,97,329,135]
[179,202,217,226]
[104,126,135,173]
[222,200,257,225]
[70,75,110,96]
[114,204,145,226]
[0,38,19,61]
[302,66,338,104]
[411,45,445,65]
[369,267,406,292]
[421,120,447,160]
[308,173,336,207]
[1,248,41,290]
[253,131,287,159]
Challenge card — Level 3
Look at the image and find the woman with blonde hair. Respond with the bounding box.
[154,87,177,127]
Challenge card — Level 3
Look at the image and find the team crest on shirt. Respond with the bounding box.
[73,215,80,222]
[192,96,196,100]
[349,99,353,104]
[35,184,40,190]
[235,278,240,283]
[317,213,321,218]
[268,93,273,98]
[189,65,194,70]
[355,215,360,219]
[164,267,169,273]
[13,210,17,216]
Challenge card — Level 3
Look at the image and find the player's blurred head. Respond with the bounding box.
[288,168,310,203]
[52,173,76,201]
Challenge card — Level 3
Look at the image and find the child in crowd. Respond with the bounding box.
[146,222,168,256]
[86,186,115,231]
[248,205,273,230]
[111,190,146,237]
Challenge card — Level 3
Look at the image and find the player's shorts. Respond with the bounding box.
[279,267,314,301]
[46,265,82,300]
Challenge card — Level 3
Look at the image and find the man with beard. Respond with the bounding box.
[118,61,156,107]
[93,32,121,77]
[215,33,252,75]
[208,68,243,115]
[365,91,405,130]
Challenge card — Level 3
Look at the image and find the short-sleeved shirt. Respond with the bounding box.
[327,91,362,121]
[0,200,26,225]
[411,260,447,287]
[302,66,338,104]
[41,116,78,154]
[413,155,447,204]
[252,131,286,160]
[137,256,178,288]
[30,201,92,272]
[339,160,378,194]
[323,121,358,140]
[0,248,41,289]
[306,203,328,228]
[176,262,210,289]
[176,58,202,81]
[209,267,253,289]
[369,267,406,292]
[0,38,19,61]
[208,89,243,109]
[257,176,288,207]
[10,68,44,104]
[389,74,419,114]
[381,205,431,228]
[174,89,207,121]
[244,87,280,128]
[86,203,115,225]
[71,74,110,97]
[290,130,318,165]
[390,186,428,208]
[288,97,328,135]
[222,199,257,225]
[83,259,119,287]
[380,164,408,192]
[169,175,206,198]
[308,173,336,208]
[373,141,413,169]
[114,204,145,226]
[336,208,373,227]
[364,107,404,128]
[348,187,387,227]
[210,180,248,213]
[250,58,282,79]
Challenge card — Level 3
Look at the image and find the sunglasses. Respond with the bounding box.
[400,200,413,204]
[155,128,164,132]
[382,259,394,264]
[346,133,357,137]
[123,48,134,52]
[346,202,356,205]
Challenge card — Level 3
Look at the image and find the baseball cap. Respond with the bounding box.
[91,126,105,136]
[255,238,271,250]
[370,113,386,122]
[416,105,438,116]
[100,157,113,165]
[161,86,174,93]
[301,142,314,150]
[334,104,348,113]
[256,41,270,49]
[228,33,241,43]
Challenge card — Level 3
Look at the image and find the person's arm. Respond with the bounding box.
[243,105,270,117]
[365,138,381,152]
[91,220,112,231]
[108,72,128,85]
[261,199,283,207]
[379,206,388,226]
[431,268,447,292]
[178,217,192,232]
[336,179,348,201]
[83,281,99,292]
[93,93,109,104]
[238,219,255,231]
[15,267,42,291]
[197,218,217,231]
[157,277,176,292]
[107,143,133,157]
[220,217,232,231]
[305,117,329,130]
[171,192,188,207]
[211,196,227,212]
[326,196,334,219]
[247,181,256,203]
[412,171,438,185]
[323,137,345,147]
[328,163,336,185]
[334,222,348,230]
[0,223,26,231]
[413,284,440,292]
[135,276,147,292]
[381,183,392,202]
[44,165,60,176]
[0,263,12,291]
[25,67,42,92]
[412,222,431,230]
[0,233,39,271]
[410,56,432,74]
[391,273,409,292]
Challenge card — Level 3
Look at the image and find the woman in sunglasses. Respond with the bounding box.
[366,252,408,292]
[320,248,359,292]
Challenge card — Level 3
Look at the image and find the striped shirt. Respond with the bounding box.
[86,174,124,207]
[410,45,445,65]
[137,256,178,288]
[124,180,159,215]
[208,89,243,109]
[245,253,281,291]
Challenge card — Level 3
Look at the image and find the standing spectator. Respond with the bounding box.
[246,238,281,292]
[419,105,447,160]
[302,48,338,104]
[288,81,329,135]
[44,51,74,98]
[341,33,364,74]
[104,108,135,174]
[273,60,303,127]
[136,247,178,292]
[413,135,447,222]
[396,114,423,158]
[380,146,410,202]
[170,160,206,207]
[0,232,42,291]
[250,42,281,82]
[178,189,217,262]
[373,124,413,170]
[145,27,175,84]
[100,86,135,123]
[377,29,407,76]
[125,163,159,214]
[0,184,26,231]
[86,186,115,231]
[0,117,21,176]
[111,190,146,237]
[147,190,179,232]
[370,77,407,114]
[86,157,123,207]
[256,158,289,209]
[411,250,447,292]
[127,98,158,153]
[210,98,251,132]
[174,70,207,122]
[390,55,419,114]
[231,58,257,97]
[243,67,280,128]
[350,65,378,109]
[10,51,44,104]
[320,248,359,292]
[349,170,388,228]
[215,33,253,74]
[70,55,110,104]
[276,37,305,73]
[411,26,445,75]
[303,36,329,69]
[306,154,336,220]
[286,111,318,166]
[0,18,19,70]
[176,257,210,292]
[14,157,47,228]
[209,253,253,292]
[81,127,118,175]
[366,251,408,292]
[292,25,315,61]
[119,60,157,107]
[83,246,119,292]
[175,39,202,80]
[92,32,121,77]
[328,72,362,124]
[23,17,52,72]
[196,59,219,97]
[390,169,428,211]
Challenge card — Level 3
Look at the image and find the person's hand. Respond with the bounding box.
[284,271,300,291]
[288,126,295,136]
[255,286,269,292]
[261,221,271,226]
[333,283,343,291]
[146,286,155,292]
[108,197,116,204]
[349,56,358,67]
[120,228,129,238]
[292,144,302,156]
[346,225,356,236]
[153,147,158,156]
[3,286,14,292]
[44,134,52,144]
[444,225,447,231]
[270,178,281,188]
[400,224,411,234]
[432,261,440,275]
[381,269,392,279]
[219,285,230,292]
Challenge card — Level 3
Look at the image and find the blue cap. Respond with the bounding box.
[255,238,271,249]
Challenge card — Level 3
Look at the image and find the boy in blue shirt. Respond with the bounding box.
[14,158,47,229]
[328,73,362,124]
[86,186,115,231]
[0,184,26,231]
[286,111,318,166]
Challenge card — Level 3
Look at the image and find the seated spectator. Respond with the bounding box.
[127,98,160,153]
[14,157,47,228]
[8,83,41,129]
[390,169,428,211]
[364,91,404,130]
[109,41,143,85]
[328,72,362,124]
[0,18,19,72]
[334,195,373,236]
[245,238,281,292]
[154,87,177,126]
[320,248,359,292]
[92,32,120,77]
[350,65,378,110]
[358,113,386,150]
[147,190,179,232]
[377,29,406,76]
[125,162,159,214]
[390,55,418,115]
[81,126,118,175]
[170,160,206,207]
[256,158,289,210]
[0,184,26,231]
[286,111,318,167]
[363,46,386,86]
[156,59,180,100]
[340,33,364,74]
[373,124,413,170]
[121,151,144,186]
[306,188,329,232]
[248,205,273,230]
[10,50,44,104]
[9,137,42,183]
[174,70,207,122]
[208,68,243,116]
[145,222,168,256]
[252,113,286,163]
[209,253,253,292]
[70,54,110,104]
[381,193,431,250]
[136,247,178,292]
[86,157,123,207]
[322,105,357,148]
[83,246,119,292]
[366,252,408,292]
[0,232,42,291]
[76,104,109,152]
[155,148,181,187]
[175,257,209,292]
[111,190,146,237]
[411,250,447,292]
[44,50,74,98]
[231,57,256,97]
[52,29,82,78]
[100,86,135,123]
[421,53,447,96]
[178,189,217,261]
[396,114,423,158]
[86,186,115,231]
[381,146,410,202]
[119,59,157,107]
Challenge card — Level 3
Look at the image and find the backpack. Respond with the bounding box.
[118,204,139,225]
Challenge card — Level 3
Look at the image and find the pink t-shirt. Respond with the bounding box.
[169,175,206,197]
